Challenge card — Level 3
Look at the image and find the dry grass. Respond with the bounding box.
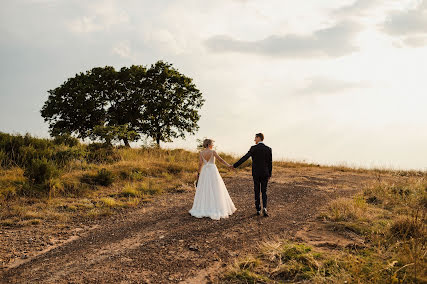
[322,178,427,282]
[222,241,347,283]
[119,183,141,198]
[223,177,426,283]
[0,146,238,227]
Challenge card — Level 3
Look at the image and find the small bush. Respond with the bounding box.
[0,150,7,167]
[53,134,79,147]
[23,158,59,185]
[95,168,115,186]
[86,143,121,164]
[0,132,83,170]
[81,168,115,186]
[53,147,84,167]
[389,217,425,240]
[0,132,55,168]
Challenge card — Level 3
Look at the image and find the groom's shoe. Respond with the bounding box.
[262,208,269,217]
[256,210,261,216]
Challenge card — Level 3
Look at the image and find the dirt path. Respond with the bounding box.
[0,168,378,283]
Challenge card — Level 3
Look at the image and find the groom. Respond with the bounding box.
[232,133,272,217]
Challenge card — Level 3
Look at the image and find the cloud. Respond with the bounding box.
[297,76,369,96]
[383,1,427,35]
[67,1,129,34]
[333,0,381,17]
[68,16,103,33]
[112,40,131,58]
[383,0,427,47]
[205,21,361,58]
[403,35,427,47]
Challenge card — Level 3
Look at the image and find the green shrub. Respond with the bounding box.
[0,150,7,167]
[96,168,115,186]
[53,134,79,147]
[81,168,115,186]
[0,132,83,169]
[53,147,84,167]
[23,158,59,185]
[0,132,53,168]
[86,143,121,164]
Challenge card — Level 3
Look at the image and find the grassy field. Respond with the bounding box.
[0,131,424,229]
[0,132,249,227]
[0,131,389,228]
[221,175,427,283]
[1,132,426,283]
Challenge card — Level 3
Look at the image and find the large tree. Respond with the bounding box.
[41,66,116,140]
[41,61,204,147]
[141,61,205,146]
[106,65,147,146]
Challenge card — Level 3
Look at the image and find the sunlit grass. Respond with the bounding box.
[0,146,238,227]
[223,241,346,283]
[98,197,119,208]
[1,141,425,234]
[224,177,427,283]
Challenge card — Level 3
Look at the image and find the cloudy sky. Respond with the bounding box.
[1,0,427,170]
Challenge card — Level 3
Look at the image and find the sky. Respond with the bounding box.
[1,0,426,170]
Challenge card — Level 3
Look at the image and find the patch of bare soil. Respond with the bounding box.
[0,167,382,283]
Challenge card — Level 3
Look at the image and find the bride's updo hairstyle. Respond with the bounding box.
[203,139,214,148]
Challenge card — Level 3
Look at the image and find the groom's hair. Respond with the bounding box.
[256,133,264,141]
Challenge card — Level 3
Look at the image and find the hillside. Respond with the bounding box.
[0,133,425,283]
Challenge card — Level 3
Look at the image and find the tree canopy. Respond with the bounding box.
[41,61,204,147]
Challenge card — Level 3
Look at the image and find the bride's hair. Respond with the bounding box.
[203,139,214,148]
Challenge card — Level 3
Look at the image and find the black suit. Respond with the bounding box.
[233,142,272,211]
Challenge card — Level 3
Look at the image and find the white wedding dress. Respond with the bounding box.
[189,152,236,220]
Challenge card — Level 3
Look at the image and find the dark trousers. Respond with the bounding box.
[253,175,268,211]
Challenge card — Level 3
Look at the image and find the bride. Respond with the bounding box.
[189,139,237,220]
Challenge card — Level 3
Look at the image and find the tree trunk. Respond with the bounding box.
[156,134,161,147]
[105,138,112,147]
[123,137,130,147]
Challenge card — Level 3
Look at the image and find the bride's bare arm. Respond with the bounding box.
[213,151,231,167]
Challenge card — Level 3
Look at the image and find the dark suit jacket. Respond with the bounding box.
[233,143,272,177]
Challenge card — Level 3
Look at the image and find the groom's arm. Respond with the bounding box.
[268,147,272,177]
[233,146,254,168]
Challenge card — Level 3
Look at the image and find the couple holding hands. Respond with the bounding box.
[189,133,272,220]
